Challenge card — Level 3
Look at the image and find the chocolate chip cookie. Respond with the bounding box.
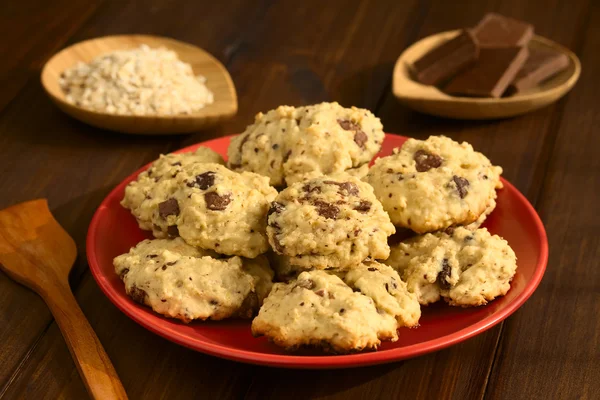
[266,175,395,270]
[227,102,384,186]
[366,135,502,233]
[113,238,274,322]
[251,270,399,353]
[174,163,278,258]
[121,147,224,237]
[385,227,517,307]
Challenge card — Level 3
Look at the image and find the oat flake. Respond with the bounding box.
[59,44,214,116]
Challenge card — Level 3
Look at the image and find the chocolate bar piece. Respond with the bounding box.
[412,30,479,86]
[509,48,569,93]
[473,13,534,47]
[444,46,529,98]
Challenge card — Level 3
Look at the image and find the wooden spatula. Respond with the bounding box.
[0,199,127,400]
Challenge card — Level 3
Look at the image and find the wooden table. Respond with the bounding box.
[0,1,598,399]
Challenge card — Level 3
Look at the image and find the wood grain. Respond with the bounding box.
[0,200,127,400]
[485,2,600,399]
[0,0,269,393]
[0,0,103,111]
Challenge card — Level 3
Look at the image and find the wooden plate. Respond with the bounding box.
[87,134,548,369]
[393,30,581,120]
[41,35,237,134]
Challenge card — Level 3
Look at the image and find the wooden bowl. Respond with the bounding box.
[41,35,238,134]
[392,30,581,120]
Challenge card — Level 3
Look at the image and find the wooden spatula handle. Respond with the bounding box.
[43,280,128,400]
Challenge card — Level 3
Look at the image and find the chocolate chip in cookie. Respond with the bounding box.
[313,200,339,219]
[414,149,443,172]
[129,285,148,304]
[302,183,321,195]
[354,200,371,213]
[187,171,216,190]
[167,225,179,237]
[268,202,285,219]
[453,176,470,198]
[158,198,180,218]
[324,180,359,196]
[205,192,231,211]
[437,258,452,289]
[337,119,368,148]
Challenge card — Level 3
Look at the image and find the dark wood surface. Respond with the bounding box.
[0,1,598,399]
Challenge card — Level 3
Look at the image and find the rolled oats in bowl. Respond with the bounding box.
[59,44,214,116]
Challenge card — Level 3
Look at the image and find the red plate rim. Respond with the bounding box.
[87,134,548,369]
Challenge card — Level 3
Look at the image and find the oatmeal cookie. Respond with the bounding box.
[228,102,384,186]
[266,175,395,270]
[113,238,274,322]
[174,163,278,258]
[251,270,398,353]
[343,261,421,328]
[366,135,502,233]
[121,147,224,237]
[386,227,517,307]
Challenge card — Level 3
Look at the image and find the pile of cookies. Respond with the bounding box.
[115,101,517,353]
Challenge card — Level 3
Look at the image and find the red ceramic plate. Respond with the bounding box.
[87,134,548,369]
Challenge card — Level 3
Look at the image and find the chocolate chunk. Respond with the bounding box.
[445,47,529,98]
[437,259,452,290]
[235,292,259,319]
[129,286,148,304]
[272,143,279,150]
[209,299,219,306]
[267,202,285,220]
[315,289,325,297]
[338,182,359,196]
[473,13,534,48]
[158,198,180,218]
[444,226,456,235]
[167,225,179,237]
[271,235,285,253]
[412,30,479,86]
[337,119,359,131]
[337,119,368,148]
[204,192,231,211]
[368,267,378,272]
[147,254,158,259]
[239,134,250,152]
[323,180,359,196]
[187,171,215,190]
[283,150,292,163]
[354,131,368,148]
[119,268,129,280]
[302,183,321,194]
[339,308,345,314]
[414,149,443,172]
[509,48,569,94]
[354,200,371,213]
[313,200,339,219]
[296,279,315,290]
[453,176,470,198]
